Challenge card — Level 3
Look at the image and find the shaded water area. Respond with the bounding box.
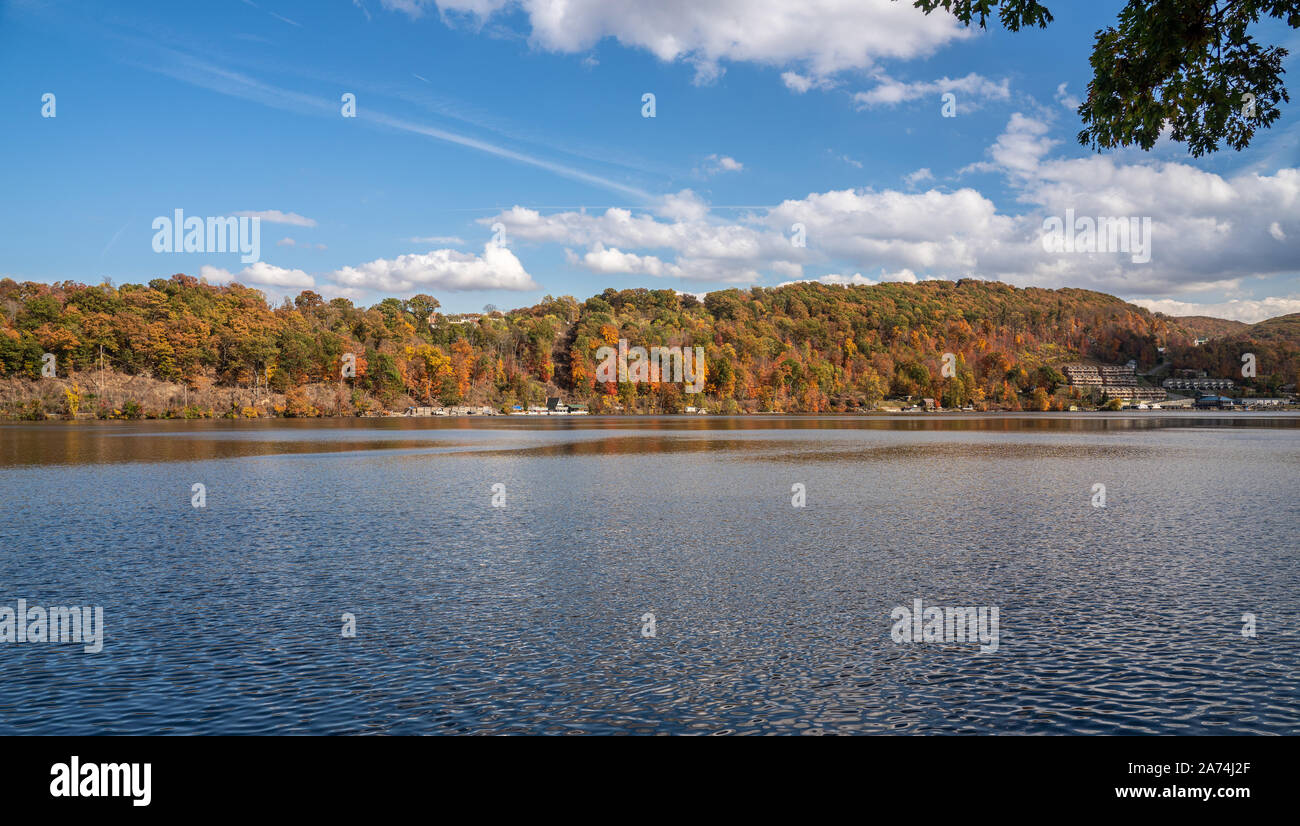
[1,413,1296,734]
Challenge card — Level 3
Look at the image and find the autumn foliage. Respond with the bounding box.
[1,274,1295,417]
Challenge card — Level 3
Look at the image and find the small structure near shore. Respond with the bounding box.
[1193,394,1236,409]
[402,405,495,416]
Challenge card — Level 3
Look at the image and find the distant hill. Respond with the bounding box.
[1240,313,1300,343]
[1164,312,1300,394]
[1170,315,1250,340]
[0,275,1295,417]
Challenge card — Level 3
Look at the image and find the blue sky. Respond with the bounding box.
[2,0,1298,320]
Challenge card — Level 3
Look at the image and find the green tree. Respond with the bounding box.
[1030,386,1051,411]
[911,0,1297,155]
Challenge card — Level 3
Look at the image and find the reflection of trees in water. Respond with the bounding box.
[1,414,1287,468]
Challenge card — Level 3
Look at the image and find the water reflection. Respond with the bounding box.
[2,412,1295,467]
[0,415,1295,734]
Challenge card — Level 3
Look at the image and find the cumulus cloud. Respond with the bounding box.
[781,272,876,287]
[1055,81,1081,111]
[1129,297,1300,324]
[569,244,678,277]
[904,168,934,186]
[566,241,764,283]
[770,260,803,280]
[386,0,969,83]
[702,154,744,175]
[780,269,919,288]
[488,197,795,283]
[233,209,317,227]
[655,189,712,222]
[853,72,1009,109]
[782,71,835,94]
[198,265,237,285]
[200,262,315,288]
[962,112,1057,175]
[330,243,539,292]
[480,112,1299,299]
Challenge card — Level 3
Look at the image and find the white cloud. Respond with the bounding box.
[233,209,317,227]
[655,189,712,222]
[782,71,814,93]
[379,1,432,15]
[779,273,871,287]
[330,243,539,292]
[200,262,315,288]
[199,265,236,285]
[770,260,803,279]
[884,268,920,283]
[319,284,370,302]
[488,199,794,284]
[477,112,1298,300]
[570,244,677,277]
[780,269,919,287]
[390,0,970,83]
[782,71,834,94]
[1129,297,1300,324]
[702,154,744,175]
[854,72,1009,109]
[1055,81,1080,111]
[820,272,878,286]
[566,242,762,283]
[961,112,1056,175]
[904,168,934,186]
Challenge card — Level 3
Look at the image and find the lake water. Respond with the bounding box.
[1,414,1297,735]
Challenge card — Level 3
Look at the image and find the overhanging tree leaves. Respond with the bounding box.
[909,0,1298,156]
[912,0,1053,30]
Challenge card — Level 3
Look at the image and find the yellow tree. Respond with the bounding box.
[451,338,474,399]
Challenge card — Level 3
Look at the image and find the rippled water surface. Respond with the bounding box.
[1,414,1297,735]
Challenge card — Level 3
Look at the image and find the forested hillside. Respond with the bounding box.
[1163,313,1300,396]
[1,274,1295,418]
[1168,315,1250,340]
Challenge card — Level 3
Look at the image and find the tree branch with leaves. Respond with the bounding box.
[908,0,1297,155]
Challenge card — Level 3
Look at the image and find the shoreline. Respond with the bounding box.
[5,407,1300,424]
